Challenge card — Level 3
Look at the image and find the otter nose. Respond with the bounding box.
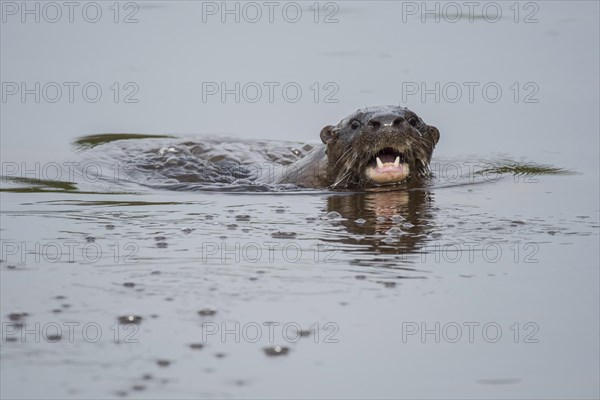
[367,115,405,130]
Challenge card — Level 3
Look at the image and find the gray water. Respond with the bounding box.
[1,1,599,399]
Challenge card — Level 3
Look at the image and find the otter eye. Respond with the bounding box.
[408,117,419,127]
[350,120,361,130]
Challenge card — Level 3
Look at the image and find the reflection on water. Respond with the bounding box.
[325,190,434,254]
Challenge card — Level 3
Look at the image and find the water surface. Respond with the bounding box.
[1,1,598,399]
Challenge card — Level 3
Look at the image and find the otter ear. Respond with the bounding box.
[428,126,440,145]
[320,125,337,144]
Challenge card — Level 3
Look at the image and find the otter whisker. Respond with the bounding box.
[333,146,355,170]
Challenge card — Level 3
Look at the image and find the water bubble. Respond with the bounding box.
[198,308,217,316]
[354,218,366,225]
[323,211,342,220]
[46,334,62,342]
[385,227,404,236]
[118,315,142,324]
[156,242,168,248]
[181,227,193,234]
[235,214,251,222]
[402,222,415,229]
[271,231,297,239]
[263,345,290,356]
[189,343,204,350]
[164,157,180,166]
[376,216,386,223]
[156,359,171,367]
[8,312,26,322]
[123,282,135,288]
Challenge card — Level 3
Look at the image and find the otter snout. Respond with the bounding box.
[367,114,408,130]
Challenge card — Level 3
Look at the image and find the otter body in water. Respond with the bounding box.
[73,105,439,192]
[277,105,440,189]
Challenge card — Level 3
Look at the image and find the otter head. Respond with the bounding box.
[320,106,440,188]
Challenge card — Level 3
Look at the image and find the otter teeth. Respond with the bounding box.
[376,156,402,168]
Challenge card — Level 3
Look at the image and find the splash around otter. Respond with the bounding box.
[277,105,440,189]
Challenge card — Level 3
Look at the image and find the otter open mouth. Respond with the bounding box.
[365,147,410,184]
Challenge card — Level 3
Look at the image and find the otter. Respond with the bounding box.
[277,105,440,189]
[71,105,439,192]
